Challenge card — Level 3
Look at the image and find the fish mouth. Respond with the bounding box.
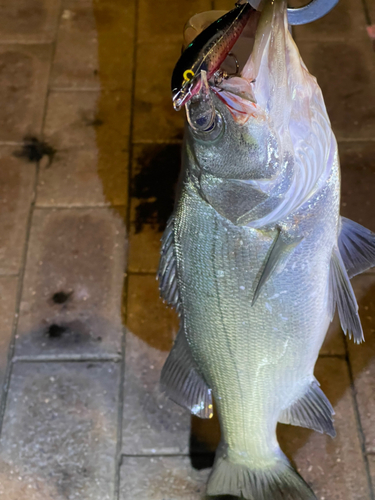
[184,1,295,125]
[172,78,202,111]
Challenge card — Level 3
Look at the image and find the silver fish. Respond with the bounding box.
[158,1,375,498]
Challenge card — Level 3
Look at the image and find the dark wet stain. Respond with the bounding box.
[44,320,91,344]
[47,324,67,338]
[190,413,220,470]
[52,291,73,304]
[132,144,181,233]
[13,136,56,166]
[190,450,215,470]
[173,129,184,141]
[86,117,104,127]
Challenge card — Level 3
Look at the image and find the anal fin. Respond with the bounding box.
[338,216,375,278]
[279,379,335,438]
[330,246,364,343]
[160,329,213,419]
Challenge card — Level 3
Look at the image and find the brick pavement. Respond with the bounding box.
[0,0,374,499]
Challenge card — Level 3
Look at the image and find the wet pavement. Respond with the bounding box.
[0,0,374,499]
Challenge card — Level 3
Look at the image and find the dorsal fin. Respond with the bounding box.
[279,379,335,438]
[330,246,364,344]
[338,216,375,278]
[252,230,302,306]
[157,216,181,313]
[160,329,213,419]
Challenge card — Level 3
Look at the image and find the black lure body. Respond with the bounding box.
[171,2,254,110]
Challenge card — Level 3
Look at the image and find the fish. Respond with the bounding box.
[171,2,255,111]
[158,0,375,498]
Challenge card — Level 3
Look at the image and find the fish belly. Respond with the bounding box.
[174,180,338,465]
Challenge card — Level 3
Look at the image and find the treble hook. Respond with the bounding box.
[226,52,240,76]
[213,51,240,86]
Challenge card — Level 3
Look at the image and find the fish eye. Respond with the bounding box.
[189,109,224,142]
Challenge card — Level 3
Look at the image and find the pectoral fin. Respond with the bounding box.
[338,216,375,278]
[160,329,213,419]
[279,379,335,438]
[252,230,303,306]
[330,246,364,343]
[157,217,181,313]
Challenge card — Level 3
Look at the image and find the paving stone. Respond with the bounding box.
[0,361,119,500]
[0,277,18,394]
[51,0,134,90]
[214,0,235,10]
[138,0,211,44]
[320,314,346,356]
[278,357,371,500]
[119,456,209,500]
[133,43,185,143]
[0,149,36,275]
[0,0,61,43]
[128,221,163,274]
[0,44,52,142]
[14,208,126,360]
[366,0,375,25]
[368,455,375,496]
[37,148,128,207]
[347,273,375,453]
[43,90,131,151]
[339,141,375,233]
[126,274,179,364]
[291,0,368,41]
[123,275,190,454]
[120,359,370,499]
[297,38,375,141]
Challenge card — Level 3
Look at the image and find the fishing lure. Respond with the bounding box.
[171,2,254,111]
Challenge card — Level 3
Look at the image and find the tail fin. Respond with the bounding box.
[207,452,316,500]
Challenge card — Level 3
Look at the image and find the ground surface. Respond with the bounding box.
[0,0,374,499]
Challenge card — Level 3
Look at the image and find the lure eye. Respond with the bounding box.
[183,69,195,83]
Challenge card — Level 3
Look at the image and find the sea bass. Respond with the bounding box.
[158,1,375,498]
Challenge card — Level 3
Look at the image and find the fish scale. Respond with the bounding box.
[159,1,375,498]
[174,179,334,458]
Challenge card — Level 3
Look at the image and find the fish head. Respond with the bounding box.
[186,92,279,181]
[184,0,334,228]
